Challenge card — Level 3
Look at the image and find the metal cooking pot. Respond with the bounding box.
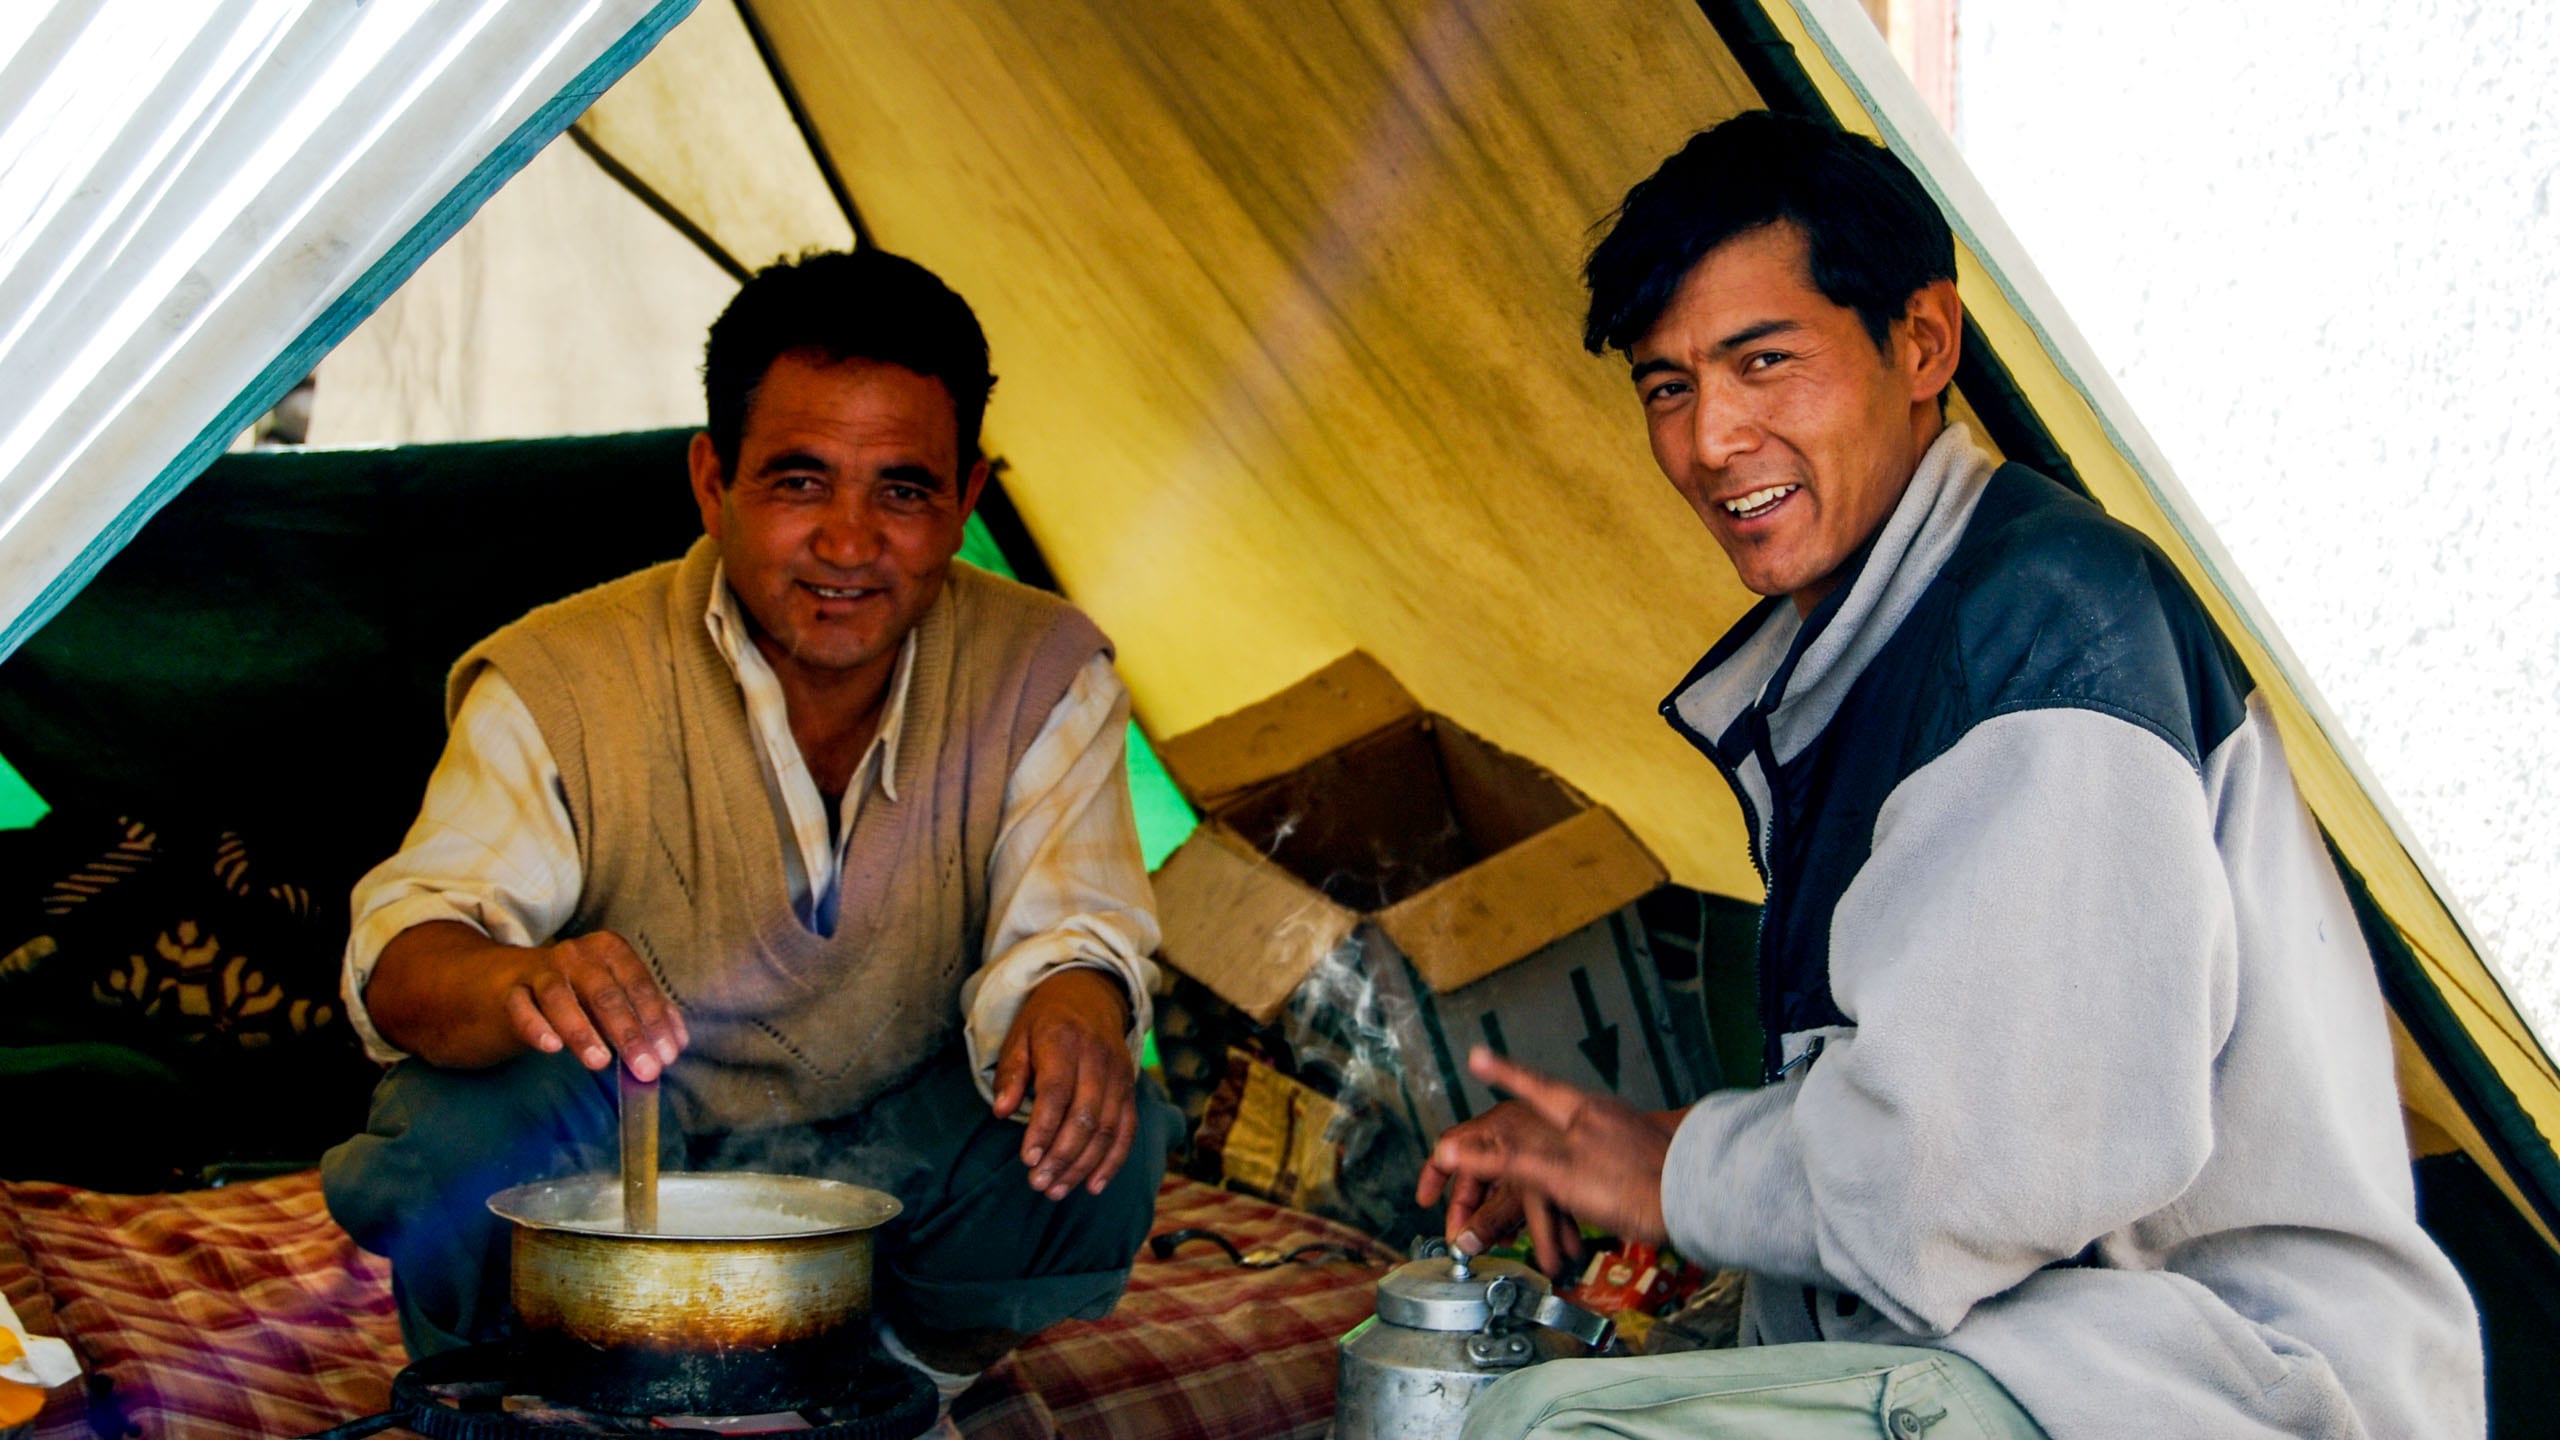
[487,1171,901,1416]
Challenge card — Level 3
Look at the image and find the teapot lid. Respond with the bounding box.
[1374,1253,1553,1331]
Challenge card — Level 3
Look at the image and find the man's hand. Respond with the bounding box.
[366,921,688,1081]
[1416,1106,1586,1271]
[992,967,1136,1201]
[504,931,690,1082]
[1416,1048,1675,1274]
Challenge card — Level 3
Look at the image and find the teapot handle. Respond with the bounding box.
[1529,1292,1615,1351]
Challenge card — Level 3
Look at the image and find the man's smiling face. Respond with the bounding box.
[1631,222,1950,613]
[689,350,987,691]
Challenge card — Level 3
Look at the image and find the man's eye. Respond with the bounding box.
[1642,380,1691,406]
[1744,351,1789,372]
[884,484,930,504]
[773,473,823,492]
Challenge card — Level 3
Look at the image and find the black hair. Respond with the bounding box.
[702,248,996,475]
[1582,111,1955,358]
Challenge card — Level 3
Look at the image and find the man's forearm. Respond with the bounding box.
[363,919,543,1068]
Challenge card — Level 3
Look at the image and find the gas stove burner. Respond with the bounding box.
[301,1343,938,1440]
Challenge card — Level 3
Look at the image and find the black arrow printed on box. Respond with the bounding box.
[1570,967,1622,1091]
[1478,1011,1516,1104]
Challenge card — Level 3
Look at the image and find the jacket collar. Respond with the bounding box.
[1668,422,2001,766]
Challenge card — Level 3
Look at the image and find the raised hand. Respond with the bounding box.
[1417,1047,1675,1274]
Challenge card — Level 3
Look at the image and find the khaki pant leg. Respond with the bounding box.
[1458,1342,2047,1440]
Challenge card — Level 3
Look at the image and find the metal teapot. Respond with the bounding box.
[1335,1241,1616,1439]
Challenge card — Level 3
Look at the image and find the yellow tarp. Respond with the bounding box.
[360,0,2557,1236]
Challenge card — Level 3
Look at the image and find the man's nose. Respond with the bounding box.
[811,498,883,568]
[1693,385,1760,472]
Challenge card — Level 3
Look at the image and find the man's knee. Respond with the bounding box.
[881,1080,1178,1337]
[322,1049,616,1253]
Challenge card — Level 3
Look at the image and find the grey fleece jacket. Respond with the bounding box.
[1658,424,2483,1438]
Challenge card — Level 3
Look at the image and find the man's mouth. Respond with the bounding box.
[800,581,878,602]
[1722,483,1800,521]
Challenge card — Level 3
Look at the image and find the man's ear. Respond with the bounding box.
[957,455,992,524]
[687,431,728,539]
[1901,277,1964,406]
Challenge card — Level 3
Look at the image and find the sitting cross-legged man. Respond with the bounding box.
[322,248,1178,1414]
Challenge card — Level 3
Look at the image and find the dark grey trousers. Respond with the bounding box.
[321,1044,1178,1360]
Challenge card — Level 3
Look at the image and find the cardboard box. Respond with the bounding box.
[1153,652,1682,1137]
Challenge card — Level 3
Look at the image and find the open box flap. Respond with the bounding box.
[1152,821,1359,1024]
[1154,651,1419,815]
[1378,805,1667,994]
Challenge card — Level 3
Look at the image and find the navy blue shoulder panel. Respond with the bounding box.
[1747,465,2255,1058]
[1922,465,2253,770]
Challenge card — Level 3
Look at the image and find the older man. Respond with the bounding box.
[1420,113,2483,1439]
[323,249,1176,1405]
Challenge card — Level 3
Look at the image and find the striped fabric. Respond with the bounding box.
[0,1172,1381,1439]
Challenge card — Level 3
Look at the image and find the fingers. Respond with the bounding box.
[528,971,612,1071]
[576,936,684,1079]
[1019,1032,1076,1174]
[1453,1178,1526,1256]
[506,984,563,1055]
[1038,1037,1132,1198]
[1443,1174,1486,1233]
[1429,1112,1587,1235]
[501,936,688,1079]
[1524,1191,1568,1275]
[1526,1194,1586,1277]
[991,1023,1034,1120]
[1419,1103,1525,1208]
[1416,1155,1453,1208]
[1009,969,1140,1196]
[578,970,658,1081]
[1084,1086,1139,1196]
[1466,1048,1585,1130]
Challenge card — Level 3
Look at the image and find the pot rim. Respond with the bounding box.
[488,1170,902,1240]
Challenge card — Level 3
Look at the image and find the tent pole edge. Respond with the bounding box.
[0,0,705,671]
[565,122,751,282]
[2337,834,2560,1240]
[730,0,874,251]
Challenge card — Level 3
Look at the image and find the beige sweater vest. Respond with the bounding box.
[447,538,1108,1134]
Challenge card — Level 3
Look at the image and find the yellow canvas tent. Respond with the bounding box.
[301,0,2560,1259]
[2,0,2550,1334]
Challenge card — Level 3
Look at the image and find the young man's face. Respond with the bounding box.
[1629,222,1950,612]
[689,351,987,692]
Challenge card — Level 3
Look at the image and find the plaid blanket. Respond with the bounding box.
[0,1173,1380,1440]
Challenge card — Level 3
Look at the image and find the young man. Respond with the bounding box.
[323,250,1176,1405]
[1419,112,2483,1439]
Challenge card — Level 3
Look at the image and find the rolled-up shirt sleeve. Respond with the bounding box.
[959,653,1163,1102]
[342,669,583,1064]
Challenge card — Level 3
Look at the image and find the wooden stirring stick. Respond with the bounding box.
[620,1064,660,1234]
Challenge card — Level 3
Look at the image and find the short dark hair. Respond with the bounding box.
[702,248,996,474]
[1582,111,1955,357]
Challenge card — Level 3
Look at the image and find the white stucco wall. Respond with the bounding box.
[1954,3,2559,1047]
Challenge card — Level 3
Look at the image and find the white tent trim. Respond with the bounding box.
[0,0,700,665]
[1787,0,2496,966]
